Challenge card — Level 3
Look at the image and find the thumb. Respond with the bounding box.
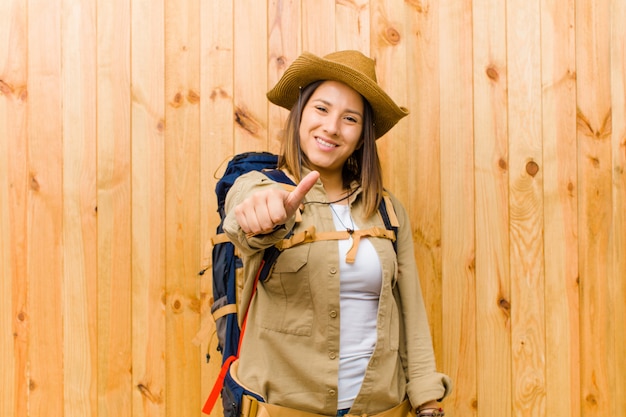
[284,170,320,215]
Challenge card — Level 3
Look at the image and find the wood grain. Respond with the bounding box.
[96,0,132,415]
[372,0,409,204]
[1,2,625,417]
[0,1,28,417]
[576,0,612,415]
[27,0,64,414]
[62,0,98,415]
[267,0,300,153]
[473,0,511,415]
[507,0,546,415]
[438,0,477,414]
[336,0,370,53]
[541,0,580,416]
[608,2,626,415]
[199,1,235,415]
[405,0,443,366]
[302,0,335,55]
[164,0,201,415]
[234,0,268,152]
[131,0,166,416]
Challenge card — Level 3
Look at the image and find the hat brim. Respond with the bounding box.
[267,52,409,139]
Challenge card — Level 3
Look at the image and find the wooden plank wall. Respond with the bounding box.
[1,1,625,416]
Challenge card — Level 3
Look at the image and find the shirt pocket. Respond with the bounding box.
[258,244,313,336]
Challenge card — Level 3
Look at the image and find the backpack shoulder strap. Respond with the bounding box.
[378,192,399,253]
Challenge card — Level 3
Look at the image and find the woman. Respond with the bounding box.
[222,51,452,417]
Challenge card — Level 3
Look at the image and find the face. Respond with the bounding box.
[298,80,364,179]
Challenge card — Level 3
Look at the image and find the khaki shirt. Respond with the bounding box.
[223,169,452,415]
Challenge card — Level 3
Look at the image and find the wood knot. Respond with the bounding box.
[576,107,612,140]
[0,79,13,95]
[585,394,597,406]
[526,161,539,177]
[156,119,165,133]
[275,55,288,70]
[29,173,40,191]
[384,27,401,45]
[406,0,429,13]
[19,87,28,102]
[137,383,163,404]
[187,89,200,104]
[170,92,184,108]
[172,298,183,312]
[486,66,499,82]
[189,297,202,313]
[210,87,229,101]
[498,297,511,314]
[234,106,262,136]
[17,312,26,321]
[498,158,508,171]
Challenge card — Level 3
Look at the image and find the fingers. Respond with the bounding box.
[284,171,320,215]
[235,171,320,235]
[234,188,289,235]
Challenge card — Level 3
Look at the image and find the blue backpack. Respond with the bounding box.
[201,151,399,416]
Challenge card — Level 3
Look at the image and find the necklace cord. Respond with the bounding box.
[329,203,355,234]
[303,186,360,206]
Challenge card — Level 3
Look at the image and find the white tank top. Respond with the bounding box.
[329,204,382,409]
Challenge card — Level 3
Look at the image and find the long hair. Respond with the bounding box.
[277,81,384,218]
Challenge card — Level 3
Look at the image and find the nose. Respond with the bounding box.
[323,116,341,136]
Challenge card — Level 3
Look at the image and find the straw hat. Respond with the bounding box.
[267,50,409,139]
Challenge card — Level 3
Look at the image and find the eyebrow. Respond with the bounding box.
[312,98,364,119]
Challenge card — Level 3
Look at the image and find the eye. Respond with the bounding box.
[314,105,328,113]
[344,115,360,124]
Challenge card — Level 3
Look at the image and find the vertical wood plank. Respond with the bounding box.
[131,0,166,415]
[336,0,370,53]
[62,0,98,415]
[164,0,201,415]
[575,0,612,415]
[608,1,626,415]
[507,0,546,415]
[199,1,234,415]
[233,0,268,152]
[267,0,300,153]
[0,1,28,417]
[302,0,335,54]
[540,1,580,416]
[27,0,64,414]
[404,0,444,368]
[438,0,476,414]
[371,0,409,204]
[472,0,511,415]
[96,0,132,415]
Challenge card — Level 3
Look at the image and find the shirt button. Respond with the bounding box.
[329,310,337,318]
[328,389,336,396]
[329,352,337,360]
[329,267,337,274]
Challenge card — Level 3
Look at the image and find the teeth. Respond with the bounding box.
[316,137,337,148]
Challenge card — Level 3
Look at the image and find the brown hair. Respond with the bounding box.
[277,81,384,218]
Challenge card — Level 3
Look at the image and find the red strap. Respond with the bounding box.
[202,260,266,415]
[202,355,237,414]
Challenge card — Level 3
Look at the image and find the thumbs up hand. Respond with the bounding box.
[234,171,320,235]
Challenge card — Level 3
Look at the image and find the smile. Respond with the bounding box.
[315,137,338,148]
